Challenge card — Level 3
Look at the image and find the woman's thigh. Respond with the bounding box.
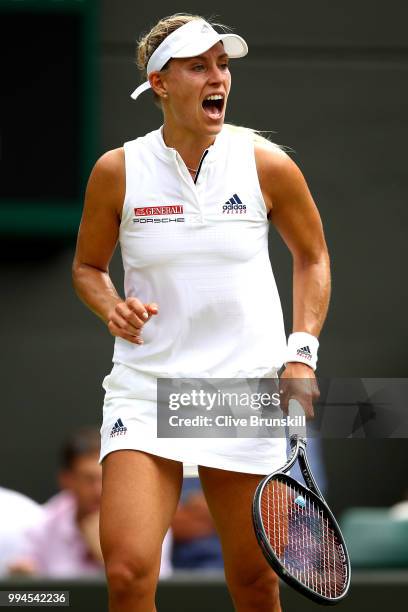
[100,450,183,569]
[198,466,278,591]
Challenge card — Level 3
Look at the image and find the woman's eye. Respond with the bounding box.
[193,64,205,72]
[220,63,229,70]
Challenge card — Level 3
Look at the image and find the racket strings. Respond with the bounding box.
[260,478,347,599]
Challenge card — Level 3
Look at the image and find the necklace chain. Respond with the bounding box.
[186,165,198,173]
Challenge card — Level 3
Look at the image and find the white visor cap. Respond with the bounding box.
[130,19,248,100]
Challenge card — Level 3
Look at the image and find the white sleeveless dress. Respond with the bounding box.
[100,124,288,475]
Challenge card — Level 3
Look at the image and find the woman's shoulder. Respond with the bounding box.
[222,123,298,190]
[95,147,124,174]
[89,148,125,194]
[252,137,309,207]
[85,148,125,217]
[251,133,299,188]
[92,127,160,184]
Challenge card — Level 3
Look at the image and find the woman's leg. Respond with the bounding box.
[199,466,281,612]
[100,450,183,612]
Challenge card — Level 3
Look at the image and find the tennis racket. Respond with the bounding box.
[252,399,351,605]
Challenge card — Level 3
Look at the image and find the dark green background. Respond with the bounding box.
[0,0,407,517]
[0,0,97,233]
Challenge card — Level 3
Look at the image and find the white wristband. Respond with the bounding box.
[286,332,319,371]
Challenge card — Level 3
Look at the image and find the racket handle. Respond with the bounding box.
[288,399,307,442]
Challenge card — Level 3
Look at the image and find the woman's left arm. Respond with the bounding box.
[255,141,331,416]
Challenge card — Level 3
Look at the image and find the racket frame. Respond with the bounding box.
[252,435,351,605]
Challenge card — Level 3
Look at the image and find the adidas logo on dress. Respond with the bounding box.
[222,193,247,214]
[110,418,128,438]
[296,345,312,360]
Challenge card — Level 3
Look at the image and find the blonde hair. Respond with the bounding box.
[137,14,200,78]
[225,124,287,152]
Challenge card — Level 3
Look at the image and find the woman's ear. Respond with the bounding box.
[149,72,168,99]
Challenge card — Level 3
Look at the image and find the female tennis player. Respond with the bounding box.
[72,13,330,612]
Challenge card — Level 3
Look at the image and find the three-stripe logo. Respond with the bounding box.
[222,193,246,214]
[110,418,128,438]
[296,346,312,360]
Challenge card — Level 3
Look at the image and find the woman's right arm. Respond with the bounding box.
[72,148,158,345]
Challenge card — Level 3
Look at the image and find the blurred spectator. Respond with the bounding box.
[0,487,44,576]
[8,427,173,578]
[390,489,408,520]
[8,427,104,577]
[172,478,223,570]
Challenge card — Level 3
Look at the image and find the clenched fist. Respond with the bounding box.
[107,297,158,344]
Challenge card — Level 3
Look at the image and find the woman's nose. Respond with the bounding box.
[207,65,225,83]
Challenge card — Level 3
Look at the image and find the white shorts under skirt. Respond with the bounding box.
[100,363,287,477]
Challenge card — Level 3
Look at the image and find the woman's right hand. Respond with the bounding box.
[107,297,158,344]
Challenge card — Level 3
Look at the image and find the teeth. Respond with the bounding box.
[205,94,223,101]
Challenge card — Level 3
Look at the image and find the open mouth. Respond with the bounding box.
[202,94,225,119]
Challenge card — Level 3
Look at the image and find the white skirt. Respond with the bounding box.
[100,363,287,477]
